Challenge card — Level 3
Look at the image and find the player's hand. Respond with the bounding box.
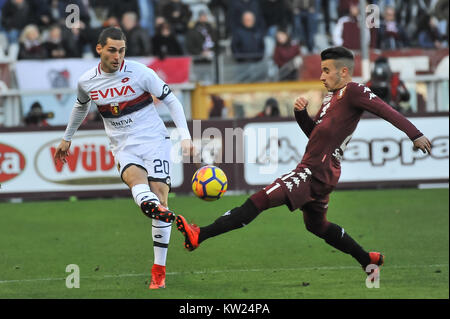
[53,139,71,164]
[181,139,195,157]
[294,97,308,111]
[413,135,432,154]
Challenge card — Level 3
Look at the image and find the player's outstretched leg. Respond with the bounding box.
[176,189,275,251]
[302,203,384,275]
[176,215,200,251]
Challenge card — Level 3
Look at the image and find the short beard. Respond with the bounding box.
[331,74,342,92]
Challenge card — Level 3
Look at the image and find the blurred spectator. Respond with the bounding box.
[90,15,120,55]
[338,0,356,18]
[320,0,332,39]
[273,29,301,81]
[291,0,318,53]
[261,0,290,37]
[121,11,152,56]
[417,14,447,49]
[63,21,90,58]
[255,97,280,117]
[154,15,167,30]
[377,6,409,50]
[332,1,372,50]
[24,102,53,126]
[28,0,53,28]
[208,0,229,39]
[18,24,47,60]
[186,10,216,62]
[161,0,192,52]
[1,0,30,44]
[366,57,411,114]
[137,0,156,37]
[227,0,265,35]
[434,0,449,41]
[396,0,415,33]
[102,15,121,28]
[108,0,140,22]
[152,22,183,59]
[231,11,265,62]
[209,94,226,118]
[43,24,70,58]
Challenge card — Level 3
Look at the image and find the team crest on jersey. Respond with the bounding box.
[111,102,120,116]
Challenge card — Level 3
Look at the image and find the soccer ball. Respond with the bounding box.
[192,165,228,201]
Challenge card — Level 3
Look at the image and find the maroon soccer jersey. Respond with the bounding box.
[295,81,423,186]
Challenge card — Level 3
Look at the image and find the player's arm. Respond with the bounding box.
[294,96,315,138]
[141,66,194,156]
[351,83,431,154]
[53,83,91,164]
[161,91,194,156]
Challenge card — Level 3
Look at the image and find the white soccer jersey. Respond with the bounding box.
[64,59,190,154]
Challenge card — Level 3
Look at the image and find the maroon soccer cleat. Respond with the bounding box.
[140,201,175,223]
[176,215,200,251]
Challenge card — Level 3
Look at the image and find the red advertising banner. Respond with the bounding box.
[147,57,192,84]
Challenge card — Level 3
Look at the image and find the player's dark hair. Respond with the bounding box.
[321,47,354,61]
[321,47,355,74]
[97,27,127,46]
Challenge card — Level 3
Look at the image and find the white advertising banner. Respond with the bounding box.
[0,129,183,194]
[244,117,449,185]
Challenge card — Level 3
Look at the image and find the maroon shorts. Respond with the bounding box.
[263,164,334,213]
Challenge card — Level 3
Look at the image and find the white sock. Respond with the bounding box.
[152,219,172,266]
[131,184,159,206]
[131,184,171,266]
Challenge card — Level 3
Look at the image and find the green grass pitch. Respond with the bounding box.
[0,188,448,299]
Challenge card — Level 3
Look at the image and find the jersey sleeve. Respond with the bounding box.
[139,65,172,100]
[63,81,91,141]
[294,109,315,138]
[139,64,191,140]
[349,83,423,141]
[76,81,91,104]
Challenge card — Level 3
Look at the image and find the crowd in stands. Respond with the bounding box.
[0,0,448,70]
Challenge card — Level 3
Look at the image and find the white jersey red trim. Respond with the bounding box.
[75,59,187,154]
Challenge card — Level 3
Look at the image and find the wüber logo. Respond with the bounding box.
[90,85,135,101]
[0,143,26,183]
[35,135,122,185]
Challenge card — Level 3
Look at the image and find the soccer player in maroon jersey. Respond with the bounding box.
[175,47,432,276]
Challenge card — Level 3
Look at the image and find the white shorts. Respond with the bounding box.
[115,137,172,187]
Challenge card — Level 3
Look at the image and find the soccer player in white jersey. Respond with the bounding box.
[53,27,193,289]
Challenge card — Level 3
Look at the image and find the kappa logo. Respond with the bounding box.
[284,181,293,192]
[281,168,312,192]
[256,137,302,165]
[358,83,377,100]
